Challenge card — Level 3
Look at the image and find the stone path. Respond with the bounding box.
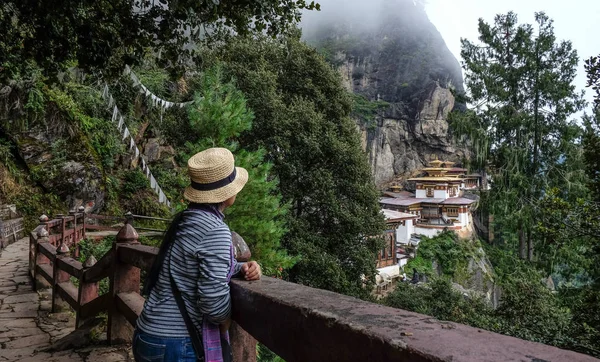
[0,238,133,361]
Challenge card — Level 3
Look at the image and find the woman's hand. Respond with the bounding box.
[241,261,261,281]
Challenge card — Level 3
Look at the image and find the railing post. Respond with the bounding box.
[108,221,140,345]
[30,215,48,279]
[76,255,99,328]
[79,206,86,240]
[52,240,71,312]
[69,208,80,258]
[230,232,257,362]
[57,213,66,249]
[125,211,134,226]
[33,222,52,290]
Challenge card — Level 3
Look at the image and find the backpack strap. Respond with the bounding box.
[169,261,205,361]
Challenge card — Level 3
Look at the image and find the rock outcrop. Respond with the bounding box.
[303,0,469,186]
[13,128,105,213]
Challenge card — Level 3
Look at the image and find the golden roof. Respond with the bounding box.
[408,177,465,182]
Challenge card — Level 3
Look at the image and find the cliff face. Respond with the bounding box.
[303,0,468,186]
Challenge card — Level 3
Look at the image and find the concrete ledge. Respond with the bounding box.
[231,277,597,362]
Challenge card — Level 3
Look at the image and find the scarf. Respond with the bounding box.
[188,204,234,362]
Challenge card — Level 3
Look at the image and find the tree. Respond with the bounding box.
[453,12,585,261]
[182,67,294,274]
[585,55,600,110]
[0,0,319,81]
[584,54,600,198]
[202,32,386,298]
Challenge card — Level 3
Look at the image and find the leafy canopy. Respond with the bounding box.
[0,0,320,81]
[183,67,293,273]
[452,12,585,261]
[203,32,386,298]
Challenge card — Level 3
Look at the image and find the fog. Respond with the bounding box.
[300,0,599,112]
[425,0,599,112]
[300,0,427,40]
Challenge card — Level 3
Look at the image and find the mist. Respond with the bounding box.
[300,0,428,40]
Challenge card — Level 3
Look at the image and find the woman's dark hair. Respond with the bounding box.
[143,211,184,295]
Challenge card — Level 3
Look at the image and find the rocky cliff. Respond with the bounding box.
[303,0,468,187]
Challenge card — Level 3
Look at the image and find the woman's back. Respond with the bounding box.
[136,208,237,338]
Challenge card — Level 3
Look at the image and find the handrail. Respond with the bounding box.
[83,252,114,283]
[28,213,597,362]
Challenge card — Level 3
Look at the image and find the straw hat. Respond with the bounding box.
[183,148,248,204]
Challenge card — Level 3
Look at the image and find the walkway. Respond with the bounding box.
[0,238,132,361]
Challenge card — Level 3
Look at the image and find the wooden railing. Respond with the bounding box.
[30,220,146,336]
[29,214,256,355]
[28,213,598,362]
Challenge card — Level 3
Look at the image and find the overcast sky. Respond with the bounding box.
[424,0,600,113]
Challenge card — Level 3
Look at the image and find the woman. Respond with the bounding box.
[134,148,262,362]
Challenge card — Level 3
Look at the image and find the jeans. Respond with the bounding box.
[133,329,203,362]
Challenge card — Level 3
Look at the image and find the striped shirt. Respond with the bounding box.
[137,207,242,337]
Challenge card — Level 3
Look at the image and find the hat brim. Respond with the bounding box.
[183,167,248,204]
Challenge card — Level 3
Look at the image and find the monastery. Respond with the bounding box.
[375,158,485,289]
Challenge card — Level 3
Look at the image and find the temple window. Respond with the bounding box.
[446,207,459,217]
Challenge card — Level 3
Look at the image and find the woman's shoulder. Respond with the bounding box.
[180,209,229,234]
[184,208,224,224]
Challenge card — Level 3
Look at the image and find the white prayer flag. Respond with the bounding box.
[150,175,156,189]
[129,137,135,150]
[117,117,124,130]
[135,147,140,159]
[122,127,130,141]
[111,106,118,122]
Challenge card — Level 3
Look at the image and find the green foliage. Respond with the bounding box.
[121,170,151,197]
[78,237,113,267]
[0,137,21,179]
[183,67,253,153]
[385,271,586,354]
[534,188,597,278]
[152,168,189,211]
[181,66,293,273]
[583,112,600,200]
[10,192,64,231]
[407,232,482,280]
[350,94,389,130]
[453,12,586,262]
[206,33,386,298]
[585,55,600,109]
[0,0,319,82]
[385,278,494,328]
[77,237,113,295]
[257,344,286,362]
[495,276,571,345]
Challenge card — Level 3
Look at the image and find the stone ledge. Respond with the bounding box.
[231,277,597,362]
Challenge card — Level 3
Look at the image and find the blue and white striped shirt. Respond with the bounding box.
[137,208,241,337]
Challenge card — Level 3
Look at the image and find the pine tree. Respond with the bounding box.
[584,55,600,200]
[184,67,294,274]
[204,32,387,298]
[454,12,585,260]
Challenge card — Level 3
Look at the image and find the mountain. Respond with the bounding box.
[302,0,469,186]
